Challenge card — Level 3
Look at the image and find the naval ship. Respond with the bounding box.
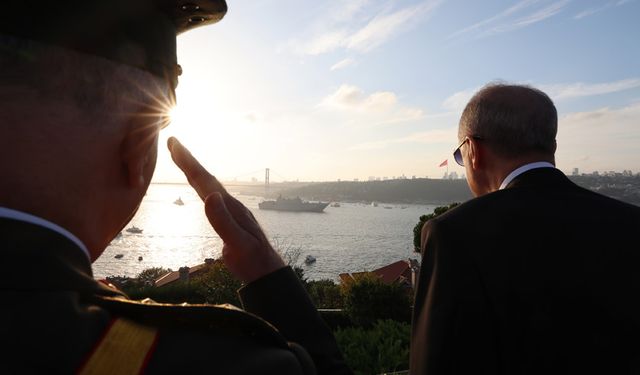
[258,196,329,213]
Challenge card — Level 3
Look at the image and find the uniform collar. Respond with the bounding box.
[0,207,91,261]
[499,162,556,190]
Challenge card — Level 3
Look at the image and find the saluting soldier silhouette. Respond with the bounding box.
[0,1,351,374]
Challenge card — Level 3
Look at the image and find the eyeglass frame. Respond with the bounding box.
[453,136,483,167]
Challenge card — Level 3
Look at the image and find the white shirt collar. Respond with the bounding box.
[499,162,556,190]
[0,207,91,261]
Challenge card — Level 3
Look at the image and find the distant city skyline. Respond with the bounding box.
[153,0,640,183]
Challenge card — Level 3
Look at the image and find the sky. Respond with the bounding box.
[154,0,640,183]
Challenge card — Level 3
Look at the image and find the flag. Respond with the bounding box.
[439,159,448,167]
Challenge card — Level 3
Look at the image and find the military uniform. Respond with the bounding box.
[0,215,350,374]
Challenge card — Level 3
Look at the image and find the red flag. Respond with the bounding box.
[439,159,448,167]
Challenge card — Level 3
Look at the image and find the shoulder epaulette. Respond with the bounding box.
[89,295,289,348]
[77,318,158,375]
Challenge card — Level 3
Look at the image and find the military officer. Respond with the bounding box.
[0,1,350,374]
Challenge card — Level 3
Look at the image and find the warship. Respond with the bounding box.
[258,196,329,213]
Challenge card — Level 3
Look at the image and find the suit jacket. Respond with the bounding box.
[0,218,351,375]
[410,168,640,375]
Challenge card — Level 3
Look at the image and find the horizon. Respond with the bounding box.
[152,167,639,185]
[152,0,640,184]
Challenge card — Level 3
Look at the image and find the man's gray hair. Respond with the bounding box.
[459,83,557,158]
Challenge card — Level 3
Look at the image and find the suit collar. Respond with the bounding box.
[505,167,572,190]
[0,218,123,297]
[499,162,556,190]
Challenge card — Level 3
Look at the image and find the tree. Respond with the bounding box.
[192,261,242,306]
[413,202,460,252]
[335,320,411,375]
[307,279,343,309]
[341,274,411,327]
[136,267,171,288]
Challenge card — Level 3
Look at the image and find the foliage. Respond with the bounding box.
[124,262,242,306]
[128,281,205,304]
[341,274,412,327]
[273,237,302,266]
[192,261,242,306]
[135,267,172,288]
[335,320,411,375]
[307,279,343,309]
[413,202,460,252]
[319,310,352,331]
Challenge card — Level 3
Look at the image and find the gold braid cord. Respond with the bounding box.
[78,318,158,375]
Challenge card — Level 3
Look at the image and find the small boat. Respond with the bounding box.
[304,255,316,264]
[371,202,378,207]
[384,206,393,209]
[173,197,184,206]
[126,226,143,234]
[114,254,124,259]
[138,256,143,261]
[331,202,341,207]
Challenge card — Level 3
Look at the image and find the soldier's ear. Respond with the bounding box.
[120,117,160,189]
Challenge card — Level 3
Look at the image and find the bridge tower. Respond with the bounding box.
[265,168,270,188]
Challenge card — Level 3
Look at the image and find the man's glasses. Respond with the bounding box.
[453,136,482,166]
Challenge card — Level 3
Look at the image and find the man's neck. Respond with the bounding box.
[488,154,556,193]
[0,206,91,260]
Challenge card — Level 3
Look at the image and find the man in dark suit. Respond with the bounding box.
[0,1,349,374]
[411,84,640,374]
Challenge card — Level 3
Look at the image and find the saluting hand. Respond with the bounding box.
[167,137,286,284]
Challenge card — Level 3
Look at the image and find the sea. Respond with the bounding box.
[93,183,437,281]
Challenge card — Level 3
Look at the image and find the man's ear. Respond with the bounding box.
[120,121,159,189]
[468,138,482,170]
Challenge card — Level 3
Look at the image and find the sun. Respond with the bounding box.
[167,105,183,127]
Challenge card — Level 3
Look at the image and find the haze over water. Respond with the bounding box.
[93,183,432,280]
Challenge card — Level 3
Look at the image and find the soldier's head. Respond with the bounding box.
[454,83,558,196]
[0,1,226,260]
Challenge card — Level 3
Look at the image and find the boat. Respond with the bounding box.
[371,202,378,207]
[138,256,143,261]
[114,254,124,259]
[331,202,341,207]
[384,206,393,209]
[258,196,329,213]
[126,226,143,234]
[173,197,184,206]
[304,255,316,264]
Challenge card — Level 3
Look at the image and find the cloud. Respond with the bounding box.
[346,2,440,53]
[321,84,398,112]
[574,0,634,20]
[350,128,456,150]
[330,58,356,71]
[303,30,349,55]
[574,4,612,20]
[448,0,538,39]
[542,78,640,100]
[556,102,640,170]
[319,84,425,124]
[290,0,442,56]
[449,0,570,40]
[442,87,479,112]
[442,78,640,111]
